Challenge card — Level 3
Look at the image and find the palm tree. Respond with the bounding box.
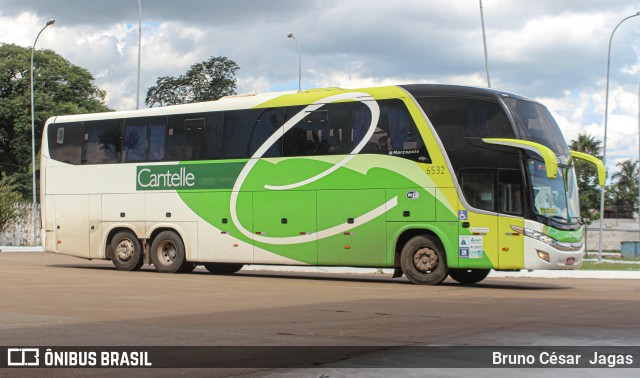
[610,160,639,218]
[569,133,602,158]
[611,160,638,189]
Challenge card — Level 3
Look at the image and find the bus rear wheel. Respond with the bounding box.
[203,263,244,274]
[150,231,190,273]
[448,268,490,285]
[400,235,448,285]
[110,230,144,271]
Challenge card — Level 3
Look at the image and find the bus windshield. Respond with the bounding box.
[527,159,580,224]
[503,98,570,156]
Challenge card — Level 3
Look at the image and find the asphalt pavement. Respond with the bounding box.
[1,246,638,280]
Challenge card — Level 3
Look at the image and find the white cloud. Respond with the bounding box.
[1,0,639,168]
[237,75,271,94]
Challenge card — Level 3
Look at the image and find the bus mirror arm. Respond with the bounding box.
[569,150,606,187]
[482,138,558,180]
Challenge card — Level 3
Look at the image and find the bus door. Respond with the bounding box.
[458,169,526,270]
[458,170,500,269]
[496,170,525,269]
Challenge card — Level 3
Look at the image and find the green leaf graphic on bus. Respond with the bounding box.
[173,92,442,263]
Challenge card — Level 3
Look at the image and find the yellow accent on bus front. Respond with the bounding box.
[482,138,558,179]
[569,150,606,187]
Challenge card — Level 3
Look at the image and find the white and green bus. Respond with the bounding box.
[40,84,605,285]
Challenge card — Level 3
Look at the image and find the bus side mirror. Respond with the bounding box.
[482,138,558,179]
[569,151,606,187]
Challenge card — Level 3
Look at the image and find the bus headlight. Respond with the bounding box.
[511,225,555,246]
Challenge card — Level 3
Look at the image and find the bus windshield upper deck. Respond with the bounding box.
[502,97,580,227]
[503,97,570,157]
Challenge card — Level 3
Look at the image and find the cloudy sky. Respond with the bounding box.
[1,0,639,175]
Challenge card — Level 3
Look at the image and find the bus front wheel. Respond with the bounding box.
[110,230,144,271]
[150,231,190,273]
[400,235,448,285]
[448,268,490,285]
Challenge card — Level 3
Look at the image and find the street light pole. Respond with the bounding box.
[598,11,640,262]
[479,0,491,88]
[136,0,142,110]
[30,18,55,247]
[287,32,301,91]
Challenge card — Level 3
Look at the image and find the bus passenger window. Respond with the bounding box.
[124,117,167,162]
[283,109,328,156]
[222,109,264,159]
[366,100,429,162]
[167,115,209,161]
[499,169,523,215]
[460,169,496,212]
[282,103,350,157]
[203,112,223,160]
[48,123,83,165]
[417,97,515,172]
[124,124,146,162]
[148,123,166,161]
[82,120,122,164]
[351,102,372,149]
[249,108,283,158]
[165,113,222,161]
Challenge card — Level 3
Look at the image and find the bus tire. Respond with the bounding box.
[400,235,448,285]
[448,268,490,285]
[150,231,190,273]
[203,263,243,274]
[110,230,144,271]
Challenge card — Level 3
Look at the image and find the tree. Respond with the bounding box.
[0,172,26,235]
[0,43,110,198]
[608,160,639,218]
[145,56,239,107]
[569,133,603,220]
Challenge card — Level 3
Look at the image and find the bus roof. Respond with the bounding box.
[47,84,535,124]
[399,84,535,103]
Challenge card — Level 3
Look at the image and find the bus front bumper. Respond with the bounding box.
[523,237,584,270]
